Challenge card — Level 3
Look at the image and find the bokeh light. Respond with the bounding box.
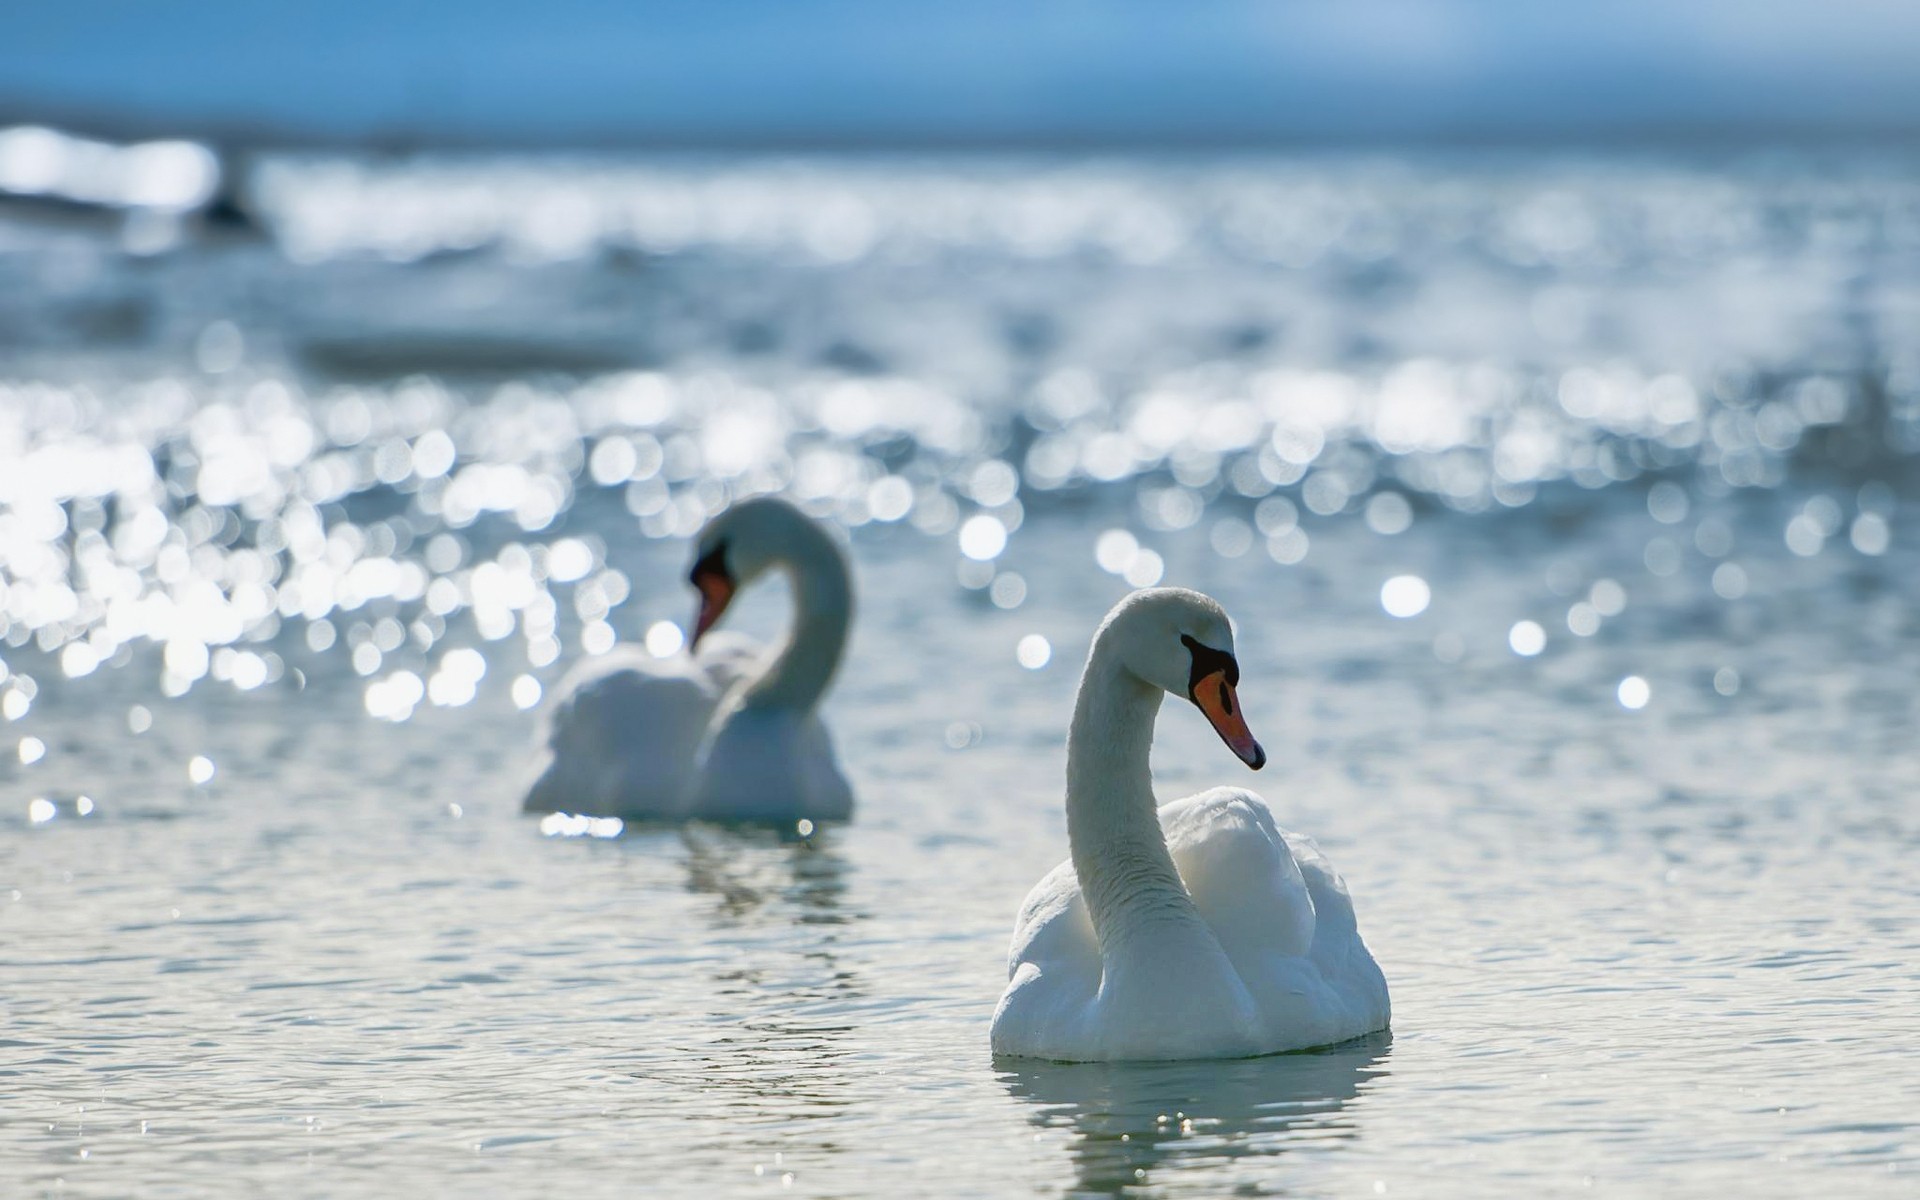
[1379,575,1431,619]
[1016,634,1052,670]
[646,621,686,658]
[1509,621,1547,657]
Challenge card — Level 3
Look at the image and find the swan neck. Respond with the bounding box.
[743,529,851,712]
[1064,647,1196,949]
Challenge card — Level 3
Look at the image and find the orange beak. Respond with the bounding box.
[691,568,735,648]
[1193,670,1265,769]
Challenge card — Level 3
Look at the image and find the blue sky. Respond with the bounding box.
[5,1,1920,144]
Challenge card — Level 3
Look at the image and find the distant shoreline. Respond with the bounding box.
[6,98,1920,158]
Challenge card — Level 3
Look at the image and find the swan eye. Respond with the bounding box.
[689,541,731,588]
[1179,633,1238,699]
[689,540,738,646]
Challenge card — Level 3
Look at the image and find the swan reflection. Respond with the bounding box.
[678,823,852,924]
[1001,1034,1390,1195]
[646,825,863,1139]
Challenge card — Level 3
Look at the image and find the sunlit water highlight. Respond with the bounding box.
[1,150,1917,1197]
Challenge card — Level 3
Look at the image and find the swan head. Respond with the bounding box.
[1098,587,1265,770]
[687,496,820,645]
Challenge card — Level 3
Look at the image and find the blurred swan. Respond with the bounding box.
[990,587,1389,1062]
[523,496,854,822]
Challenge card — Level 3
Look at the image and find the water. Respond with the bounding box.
[2,150,1917,1197]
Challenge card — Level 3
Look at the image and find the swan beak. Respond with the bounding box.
[690,566,735,648]
[1195,671,1266,770]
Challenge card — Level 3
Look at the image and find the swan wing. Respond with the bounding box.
[1005,859,1099,982]
[522,647,732,818]
[1162,787,1390,1050]
[1280,828,1392,1036]
[691,706,854,822]
[1162,788,1316,962]
[991,858,1102,1057]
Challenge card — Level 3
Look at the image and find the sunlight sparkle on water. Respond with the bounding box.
[969,460,1020,508]
[1850,513,1890,556]
[1094,529,1138,574]
[1379,576,1430,619]
[1589,579,1626,616]
[959,515,1009,561]
[1644,537,1682,575]
[1567,603,1601,637]
[1123,549,1165,589]
[1267,527,1309,565]
[545,538,596,583]
[0,234,1884,720]
[1712,563,1750,600]
[1647,481,1690,524]
[1209,518,1254,558]
[0,126,218,210]
[645,621,685,658]
[1785,514,1826,557]
[866,476,914,522]
[1364,492,1414,535]
[428,648,487,707]
[539,812,624,839]
[1016,635,1052,670]
[1509,621,1547,657]
[1617,675,1651,710]
[990,572,1028,609]
[511,674,543,710]
[581,621,617,655]
[365,671,425,721]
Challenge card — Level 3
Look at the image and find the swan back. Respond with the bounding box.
[523,647,726,816]
[1163,788,1315,961]
[694,705,853,822]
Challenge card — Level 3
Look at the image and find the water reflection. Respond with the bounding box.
[1000,1035,1390,1196]
[678,824,853,924]
[647,827,862,1144]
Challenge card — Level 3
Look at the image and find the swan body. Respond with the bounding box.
[990,588,1389,1062]
[523,497,854,822]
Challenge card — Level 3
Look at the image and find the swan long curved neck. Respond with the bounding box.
[1065,645,1201,950]
[742,525,851,712]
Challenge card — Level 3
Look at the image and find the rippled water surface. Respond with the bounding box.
[2,151,1918,1197]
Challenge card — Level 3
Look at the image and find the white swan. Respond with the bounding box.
[990,587,1389,1062]
[523,496,855,823]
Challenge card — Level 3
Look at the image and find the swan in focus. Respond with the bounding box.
[523,496,854,823]
[990,587,1389,1062]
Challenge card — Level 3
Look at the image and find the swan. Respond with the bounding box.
[522,496,855,823]
[990,587,1389,1062]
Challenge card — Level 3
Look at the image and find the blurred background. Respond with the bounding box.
[2,4,1917,1197]
[9,1,1920,144]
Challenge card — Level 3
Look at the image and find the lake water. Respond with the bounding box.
[2,149,1917,1197]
